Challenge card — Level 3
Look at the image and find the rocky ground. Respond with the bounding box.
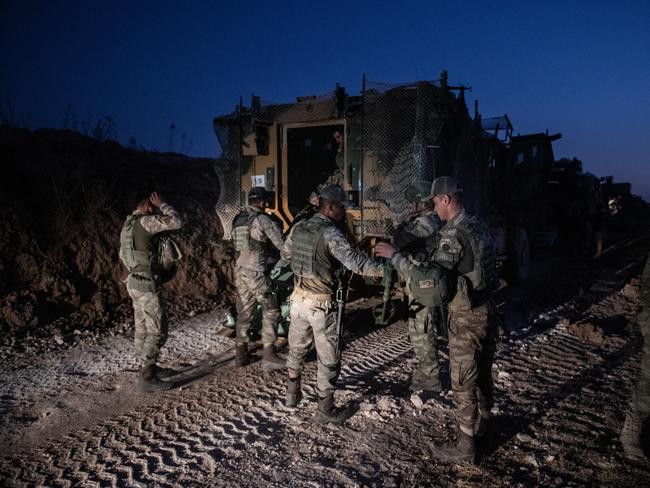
[1,232,650,487]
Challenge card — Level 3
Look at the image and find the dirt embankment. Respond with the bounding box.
[0,126,235,341]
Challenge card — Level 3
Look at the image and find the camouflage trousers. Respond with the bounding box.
[235,268,279,346]
[286,295,340,398]
[407,298,439,380]
[631,308,650,415]
[127,286,168,366]
[447,301,496,436]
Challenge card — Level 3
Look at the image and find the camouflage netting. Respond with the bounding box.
[0,126,235,336]
[361,78,491,238]
[213,79,493,241]
[213,109,243,241]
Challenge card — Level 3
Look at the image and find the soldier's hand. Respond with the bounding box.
[375,242,397,259]
[149,192,165,208]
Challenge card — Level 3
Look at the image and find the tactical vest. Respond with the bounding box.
[119,214,153,276]
[232,209,266,253]
[435,212,498,293]
[290,217,337,285]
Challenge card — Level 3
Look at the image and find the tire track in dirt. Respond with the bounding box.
[479,270,649,487]
[0,305,427,486]
[2,236,650,486]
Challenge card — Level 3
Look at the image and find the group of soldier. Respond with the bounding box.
[119,175,649,464]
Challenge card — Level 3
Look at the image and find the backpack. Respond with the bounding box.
[410,262,454,307]
[156,234,183,283]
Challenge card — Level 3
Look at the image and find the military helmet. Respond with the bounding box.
[248,186,269,201]
[405,180,433,203]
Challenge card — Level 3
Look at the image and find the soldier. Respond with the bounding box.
[392,180,443,392]
[376,176,498,464]
[280,184,384,423]
[291,186,322,228]
[232,186,286,371]
[119,191,183,392]
[620,253,650,459]
[327,130,345,186]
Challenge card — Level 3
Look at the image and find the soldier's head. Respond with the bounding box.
[431,176,464,221]
[309,184,323,207]
[333,130,344,148]
[135,189,155,215]
[406,179,434,215]
[248,186,269,209]
[318,184,352,224]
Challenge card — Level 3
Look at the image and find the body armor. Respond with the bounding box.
[120,214,160,292]
[232,208,266,253]
[435,212,497,294]
[290,216,337,286]
[120,214,153,275]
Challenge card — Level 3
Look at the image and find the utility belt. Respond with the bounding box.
[291,287,333,303]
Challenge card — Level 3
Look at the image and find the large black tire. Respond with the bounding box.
[504,226,530,285]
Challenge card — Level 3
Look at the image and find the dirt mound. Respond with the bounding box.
[0,125,234,339]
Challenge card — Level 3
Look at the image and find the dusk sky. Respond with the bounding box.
[2,1,649,199]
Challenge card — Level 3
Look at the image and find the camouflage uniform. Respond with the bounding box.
[392,211,442,389]
[432,210,497,437]
[120,203,183,366]
[233,206,284,346]
[282,213,384,397]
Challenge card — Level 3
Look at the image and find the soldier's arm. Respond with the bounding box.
[325,227,384,277]
[259,214,285,251]
[140,203,183,234]
[391,252,422,277]
[279,225,297,266]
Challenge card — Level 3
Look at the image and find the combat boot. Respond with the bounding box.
[235,342,251,367]
[313,395,353,425]
[138,364,173,393]
[261,344,286,372]
[620,410,645,459]
[285,376,302,408]
[430,429,476,464]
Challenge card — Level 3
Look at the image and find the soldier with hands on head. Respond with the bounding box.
[376,176,498,464]
[392,179,443,393]
[232,186,286,371]
[620,253,650,459]
[119,191,183,392]
[280,184,384,423]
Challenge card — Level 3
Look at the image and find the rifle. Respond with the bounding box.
[375,262,395,326]
[334,268,351,360]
